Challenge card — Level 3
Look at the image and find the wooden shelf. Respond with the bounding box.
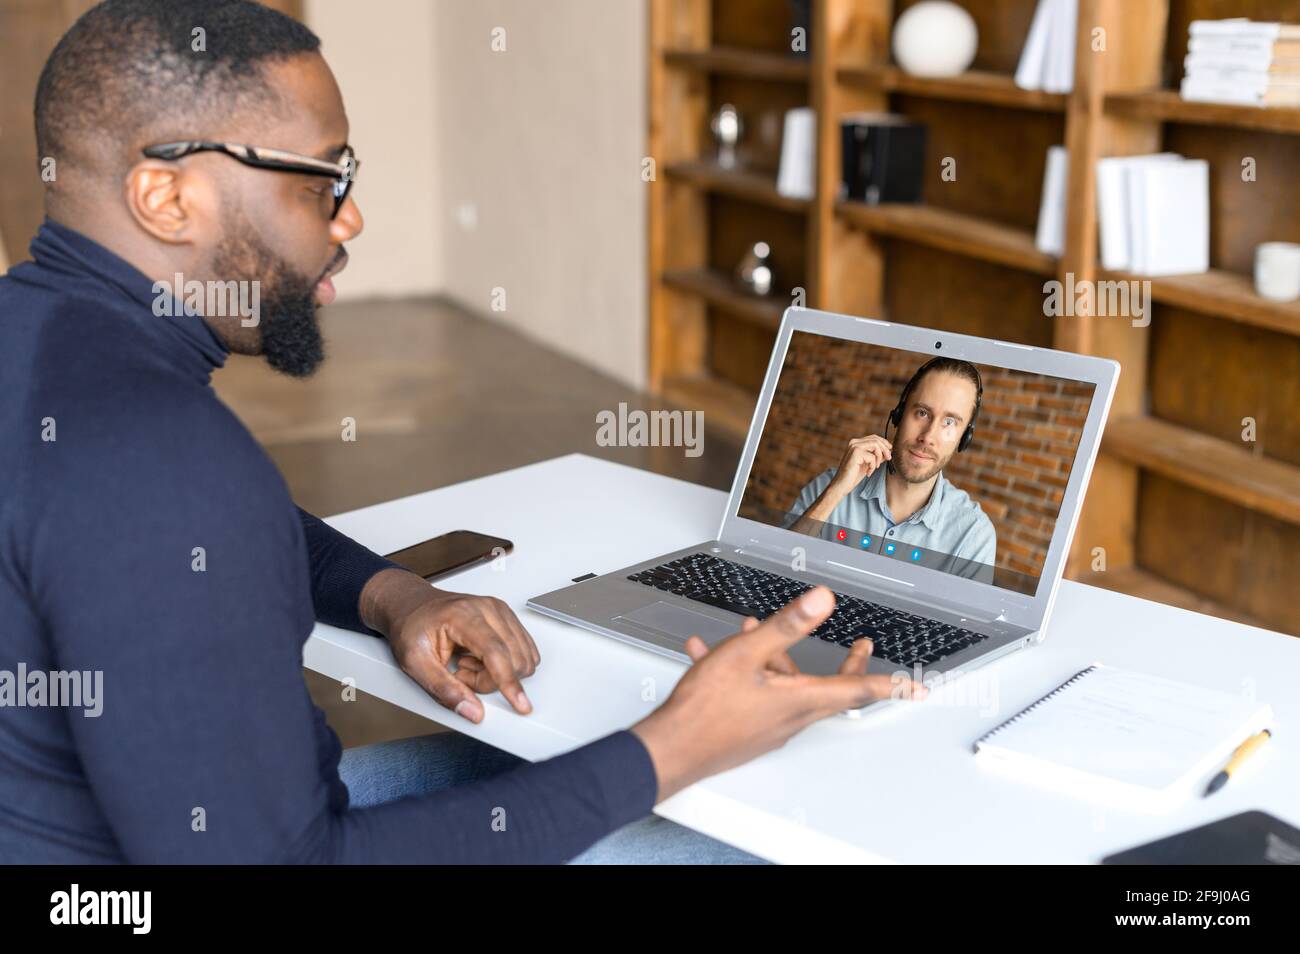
[662,46,810,82]
[661,372,757,438]
[1102,415,1300,527]
[661,268,787,330]
[1101,268,1300,337]
[648,1,1299,635]
[1106,89,1300,135]
[1070,566,1268,630]
[664,161,810,213]
[836,64,1068,112]
[837,201,1057,275]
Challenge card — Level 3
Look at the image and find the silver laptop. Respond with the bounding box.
[528,308,1118,696]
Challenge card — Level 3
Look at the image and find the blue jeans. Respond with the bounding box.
[337,731,766,864]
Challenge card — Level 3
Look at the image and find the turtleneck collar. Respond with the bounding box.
[11,218,231,382]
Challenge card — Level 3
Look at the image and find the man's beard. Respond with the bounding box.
[210,228,329,378]
[889,441,950,484]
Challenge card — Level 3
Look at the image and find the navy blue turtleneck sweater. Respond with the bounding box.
[0,220,656,862]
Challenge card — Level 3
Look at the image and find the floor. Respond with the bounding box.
[211,295,741,748]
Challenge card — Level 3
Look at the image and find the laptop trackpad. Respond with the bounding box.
[617,601,738,644]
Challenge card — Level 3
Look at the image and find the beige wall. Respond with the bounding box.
[308,0,649,389]
[305,0,442,298]
[431,0,648,389]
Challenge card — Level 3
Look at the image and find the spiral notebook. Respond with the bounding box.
[974,664,1273,812]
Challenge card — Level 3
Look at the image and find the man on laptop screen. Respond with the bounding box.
[785,357,997,583]
[735,332,1098,596]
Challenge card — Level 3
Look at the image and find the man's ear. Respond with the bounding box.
[122,161,209,244]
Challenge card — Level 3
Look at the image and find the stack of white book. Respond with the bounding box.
[1180,18,1300,105]
[1095,153,1209,276]
[1015,0,1077,94]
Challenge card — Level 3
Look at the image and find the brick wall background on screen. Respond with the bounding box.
[742,334,1094,579]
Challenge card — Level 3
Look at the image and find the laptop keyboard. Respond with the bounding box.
[626,552,988,667]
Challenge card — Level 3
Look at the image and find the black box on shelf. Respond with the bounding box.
[840,113,928,205]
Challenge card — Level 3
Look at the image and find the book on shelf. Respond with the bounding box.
[1015,0,1076,94]
[1185,53,1300,74]
[1096,153,1179,271]
[1182,79,1300,106]
[1182,18,1300,105]
[776,107,816,200]
[1188,18,1300,41]
[1188,36,1300,58]
[1095,154,1209,276]
[1034,145,1069,256]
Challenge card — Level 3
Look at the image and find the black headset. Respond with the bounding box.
[884,357,983,455]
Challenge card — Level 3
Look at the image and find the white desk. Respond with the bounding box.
[305,453,1299,864]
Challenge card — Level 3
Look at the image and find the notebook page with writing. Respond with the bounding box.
[975,665,1272,812]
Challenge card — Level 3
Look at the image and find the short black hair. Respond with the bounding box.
[36,0,320,178]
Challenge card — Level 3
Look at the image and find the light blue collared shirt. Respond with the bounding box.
[786,465,997,582]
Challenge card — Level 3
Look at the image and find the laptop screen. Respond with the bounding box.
[736,331,1098,595]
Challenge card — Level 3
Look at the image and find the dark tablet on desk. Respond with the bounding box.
[1103,811,1300,865]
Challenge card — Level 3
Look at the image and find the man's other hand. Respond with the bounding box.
[360,568,539,723]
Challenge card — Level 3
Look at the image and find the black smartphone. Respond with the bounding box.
[384,530,514,581]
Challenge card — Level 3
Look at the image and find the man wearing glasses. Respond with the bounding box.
[0,0,919,864]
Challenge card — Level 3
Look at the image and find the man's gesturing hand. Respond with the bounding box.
[631,586,926,802]
[360,568,539,723]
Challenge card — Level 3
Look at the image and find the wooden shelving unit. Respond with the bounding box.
[1100,268,1300,336]
[663,45,813,81]
[837,63,1068,112]
[1103,416,1300,526]
[660,372,758,438]
[647,0,1300,636]
[1105,89,1300,135]
[664,160,810,212]
[1072,566,1267,629]
[836,201,1057,275]
[661,267,787,330]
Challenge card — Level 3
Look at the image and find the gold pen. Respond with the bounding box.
[1203,729,1271,797]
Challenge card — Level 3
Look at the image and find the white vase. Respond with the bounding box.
[892,1,979,78]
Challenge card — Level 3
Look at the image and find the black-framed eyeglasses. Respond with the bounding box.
[142,140,359,219]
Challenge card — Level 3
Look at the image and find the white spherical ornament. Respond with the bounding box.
[892,1,979,78]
